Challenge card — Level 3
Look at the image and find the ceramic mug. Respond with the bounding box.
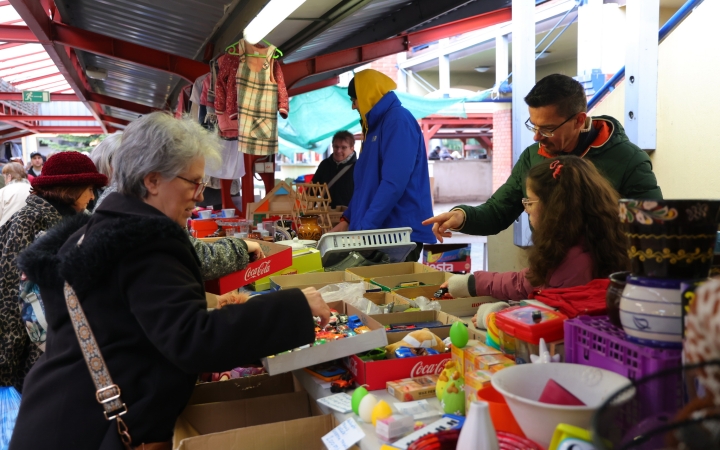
[619,276,684,348]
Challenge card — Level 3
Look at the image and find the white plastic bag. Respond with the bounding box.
[0,386,21,450]
[318,282,382,315]
[414,296,441,311]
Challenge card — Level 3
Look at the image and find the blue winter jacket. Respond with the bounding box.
[343,91,436,244]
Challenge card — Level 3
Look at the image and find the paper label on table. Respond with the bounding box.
[394,399,441,420]
[317,393,353,413]
[322,418,366,450]
[391,417,463,449]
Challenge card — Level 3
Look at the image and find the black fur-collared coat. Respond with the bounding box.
[10,193,315,449]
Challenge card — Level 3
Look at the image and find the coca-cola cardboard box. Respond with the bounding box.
[261,301,388,376]
[201,239,292,295]
[391,285,498,318]
[345,327,453,391]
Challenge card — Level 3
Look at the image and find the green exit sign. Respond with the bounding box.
[22,91,50,102]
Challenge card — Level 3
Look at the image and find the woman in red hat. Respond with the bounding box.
[0,151,108,394]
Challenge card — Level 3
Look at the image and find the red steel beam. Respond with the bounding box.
[0,115,96,120]
[0,92,77,101]
[33,126,104,133]
[99,114,130,126]
[0,42,26,51]
[0,131,34,144]
[12,70,61,86]
[9,0,109,132]
[0,24,37,43]
[0,61,55,78]
[281,7,512,88]
[87,92,154,115]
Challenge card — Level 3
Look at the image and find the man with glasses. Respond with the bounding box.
[423,73,662,240]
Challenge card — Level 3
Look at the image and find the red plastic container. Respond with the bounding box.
[494,306,567,364]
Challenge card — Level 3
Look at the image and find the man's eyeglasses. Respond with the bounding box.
[525,114,577,138]
[521,198,539,209]
[176,175,209,199]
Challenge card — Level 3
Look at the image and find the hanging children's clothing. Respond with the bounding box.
[205,138,246,180]
[236,40,280,156]
[215,53,241,139]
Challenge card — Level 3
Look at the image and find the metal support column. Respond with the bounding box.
[495,34,509,87]
[438,38,450,93]
[512,0,535,247]
[624,0,659,150]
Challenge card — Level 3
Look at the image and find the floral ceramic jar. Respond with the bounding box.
[297,215,322,241]
[619,200,720,279]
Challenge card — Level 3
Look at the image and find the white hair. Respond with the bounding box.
[90,132,123,177]
[112,112,222,198]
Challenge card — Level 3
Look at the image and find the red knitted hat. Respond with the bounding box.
[31,151,108,189]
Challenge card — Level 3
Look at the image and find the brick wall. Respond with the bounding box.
[369,54,399,83]
[491,108,513,193]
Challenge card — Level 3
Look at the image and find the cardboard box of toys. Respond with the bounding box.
[261,301,388,376]
[370,310,458,333]
[371,271,454,292]
[269,271,379,292]
[176,415,342,450]
[250,248,324,291]
[364,291,411,313]
[422,244,472,274]
[345,262,439,282]
[201,239,292,294]
[391,285,498,318]
[345,322,461,391]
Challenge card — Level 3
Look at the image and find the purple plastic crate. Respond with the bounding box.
[565,315,683,416]
[564,315,681,379]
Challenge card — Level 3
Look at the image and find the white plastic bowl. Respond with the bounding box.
[491,363,631,448]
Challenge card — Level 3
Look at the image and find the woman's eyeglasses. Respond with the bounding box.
[176,175,209,198]
[521,198,539,209]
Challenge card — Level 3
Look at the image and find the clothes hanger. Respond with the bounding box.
[226,39,283,59]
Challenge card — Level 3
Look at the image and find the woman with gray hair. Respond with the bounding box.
[10,112,329,450]
[90,130,255,281]
[0,162,30,226]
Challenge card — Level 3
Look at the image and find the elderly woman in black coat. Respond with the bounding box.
[10,112,329,450]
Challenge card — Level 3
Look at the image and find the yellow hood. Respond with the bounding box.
[354,69,397,132]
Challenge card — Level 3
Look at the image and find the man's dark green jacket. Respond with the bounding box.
[456,115,662,236]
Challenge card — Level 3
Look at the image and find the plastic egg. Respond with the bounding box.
[450,321,469,348]
[436,361,459,400]
[351,386,368,415]
[441,379,465,415]
[371,400,392,426]
[358,393,378,423]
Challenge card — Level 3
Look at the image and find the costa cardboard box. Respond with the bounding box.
[201,239,292,294]
[261,301,388,375]
[345,262,439,282]
[345,327,453,391]
[251,248,323,291]
[391,285,498,318]
[177,415,342,450]
[386,375,439,401]
[423,243,472,274]
[188,372,296,405]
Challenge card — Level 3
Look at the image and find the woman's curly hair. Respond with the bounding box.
[525,155,629,286]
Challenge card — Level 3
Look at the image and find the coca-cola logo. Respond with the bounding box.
[346,357,358,376]
[243,260,272,281]
[410,357,450,377]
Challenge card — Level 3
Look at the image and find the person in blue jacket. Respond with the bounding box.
[330,69,436,261]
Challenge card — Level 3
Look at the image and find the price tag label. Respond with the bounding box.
[322,418,365,450]
[317,393,353,413]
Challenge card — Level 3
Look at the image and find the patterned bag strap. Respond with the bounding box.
[63,234,133,448]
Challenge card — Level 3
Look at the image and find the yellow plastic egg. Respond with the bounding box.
[371,400,393,426]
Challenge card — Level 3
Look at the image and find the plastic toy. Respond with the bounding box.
[530,338,561,364]
[547,424,593,450]
[330,372,355,393]
[359,393,379,422]
[457,401,499,450]
[371,400,393,425]
[354,326,371,334]
[436,361,461,401]
[395,347,439,358]
[450,321,469,348]
[351,386,368,415]
[347,315,363,330]
[434,287,449,299]
[441,379,465,415]
[385,328,446,359]
[358,348,388,361]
